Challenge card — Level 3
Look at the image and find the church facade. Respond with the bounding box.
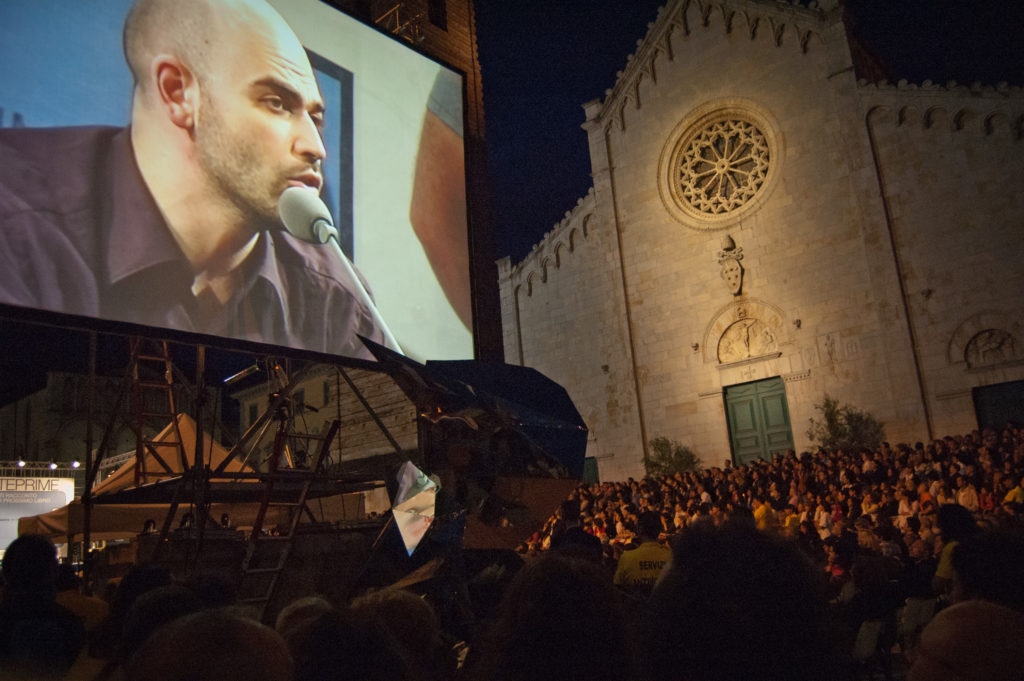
[496,0,1024,481]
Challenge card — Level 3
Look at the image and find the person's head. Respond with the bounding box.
[117,584,205,666]
[127,609,292,681]
[109,564,173,619]
[274,595,335,640]
[646,521,848,681]
[936,503,978,542]
[1,533,59,596]
[283,607,409,681]
[350,589,441,650]
[350,589,447,678]
[951,529,1024,611]
[470,554,633,681]
[909,600,1024,681]
[638,511,663,541]
[124,0,325,231]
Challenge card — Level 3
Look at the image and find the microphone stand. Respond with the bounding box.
[320,226,403,354]
[279,186,404,356]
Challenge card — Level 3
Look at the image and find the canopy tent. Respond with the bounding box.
[18,414,367,541]
[89,413,253,497]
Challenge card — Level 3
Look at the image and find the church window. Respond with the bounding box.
[675,119,769,216]
[659,104,780,230]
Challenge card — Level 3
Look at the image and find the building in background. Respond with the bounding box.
[228,363,418,472]
[498,0,1024,480]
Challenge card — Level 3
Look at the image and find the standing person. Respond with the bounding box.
[0,0,388,358]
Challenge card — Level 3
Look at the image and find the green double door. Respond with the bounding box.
[724,377,794,466]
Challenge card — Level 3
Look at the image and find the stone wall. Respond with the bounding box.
[498,0,1024,480]
[863,82,1024,437]
[498,189,645,481]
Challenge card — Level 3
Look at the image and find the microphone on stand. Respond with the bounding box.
[278,186,403,354]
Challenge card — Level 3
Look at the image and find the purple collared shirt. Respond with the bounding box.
[0,126,382,358]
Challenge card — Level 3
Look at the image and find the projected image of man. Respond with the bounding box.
[0,0,385,358]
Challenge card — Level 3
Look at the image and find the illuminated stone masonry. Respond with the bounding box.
[498,0,1024,481]
[671,118,770,217]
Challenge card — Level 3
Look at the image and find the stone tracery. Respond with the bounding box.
[676,119,770,216]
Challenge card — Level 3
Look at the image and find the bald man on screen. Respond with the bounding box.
[0,0,385,357]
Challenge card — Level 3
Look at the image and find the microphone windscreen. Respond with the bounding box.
[278,186,333,243]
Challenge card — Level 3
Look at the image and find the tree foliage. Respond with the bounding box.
[806,394,886,453]
[645,437,702,478]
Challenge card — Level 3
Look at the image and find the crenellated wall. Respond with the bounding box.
[498,189,645,481]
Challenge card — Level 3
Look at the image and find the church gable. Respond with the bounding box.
[591,0,837,136]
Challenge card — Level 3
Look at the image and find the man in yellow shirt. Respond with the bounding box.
[752,497,778,532]
[613,512,671,596]
[1002,476,1024,507]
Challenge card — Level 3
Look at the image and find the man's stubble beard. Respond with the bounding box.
[194,95,282,233]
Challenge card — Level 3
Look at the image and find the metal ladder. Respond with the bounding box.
[130,338,188,486]
[237,416,341,620]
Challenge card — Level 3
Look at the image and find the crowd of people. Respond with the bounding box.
[529,426,1024,593]
[3,425,1024,680]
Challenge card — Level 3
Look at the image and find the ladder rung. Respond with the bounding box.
[286,432,329,441]
[244,567,284,575]
[135,353,170,361]
[137,380,172,389]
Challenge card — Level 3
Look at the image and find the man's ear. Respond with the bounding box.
[153,56,198,130]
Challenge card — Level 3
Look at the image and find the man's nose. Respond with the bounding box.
[294,113,326,163]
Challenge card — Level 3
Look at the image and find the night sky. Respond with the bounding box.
[475,0,1024,262]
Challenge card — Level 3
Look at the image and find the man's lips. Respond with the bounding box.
[288,173,322,191]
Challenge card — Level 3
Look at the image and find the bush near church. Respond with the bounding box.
[645,437,702,477]
[807,394,886,453]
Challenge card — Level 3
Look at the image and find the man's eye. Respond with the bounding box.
[263,96,287,112]
[311,113,325,129]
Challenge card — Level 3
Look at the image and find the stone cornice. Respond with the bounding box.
[588,0,835,133]
[858,77,1024,101]
[502,188,597,287]
[859,77,1024,135]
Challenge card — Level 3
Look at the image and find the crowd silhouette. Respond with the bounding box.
[2,425,1023,680]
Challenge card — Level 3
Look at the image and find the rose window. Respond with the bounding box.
[674,119,770,216]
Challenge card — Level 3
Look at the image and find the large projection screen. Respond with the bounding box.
[0,0,472,362]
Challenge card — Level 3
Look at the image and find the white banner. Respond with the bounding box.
[0,477,74,554]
